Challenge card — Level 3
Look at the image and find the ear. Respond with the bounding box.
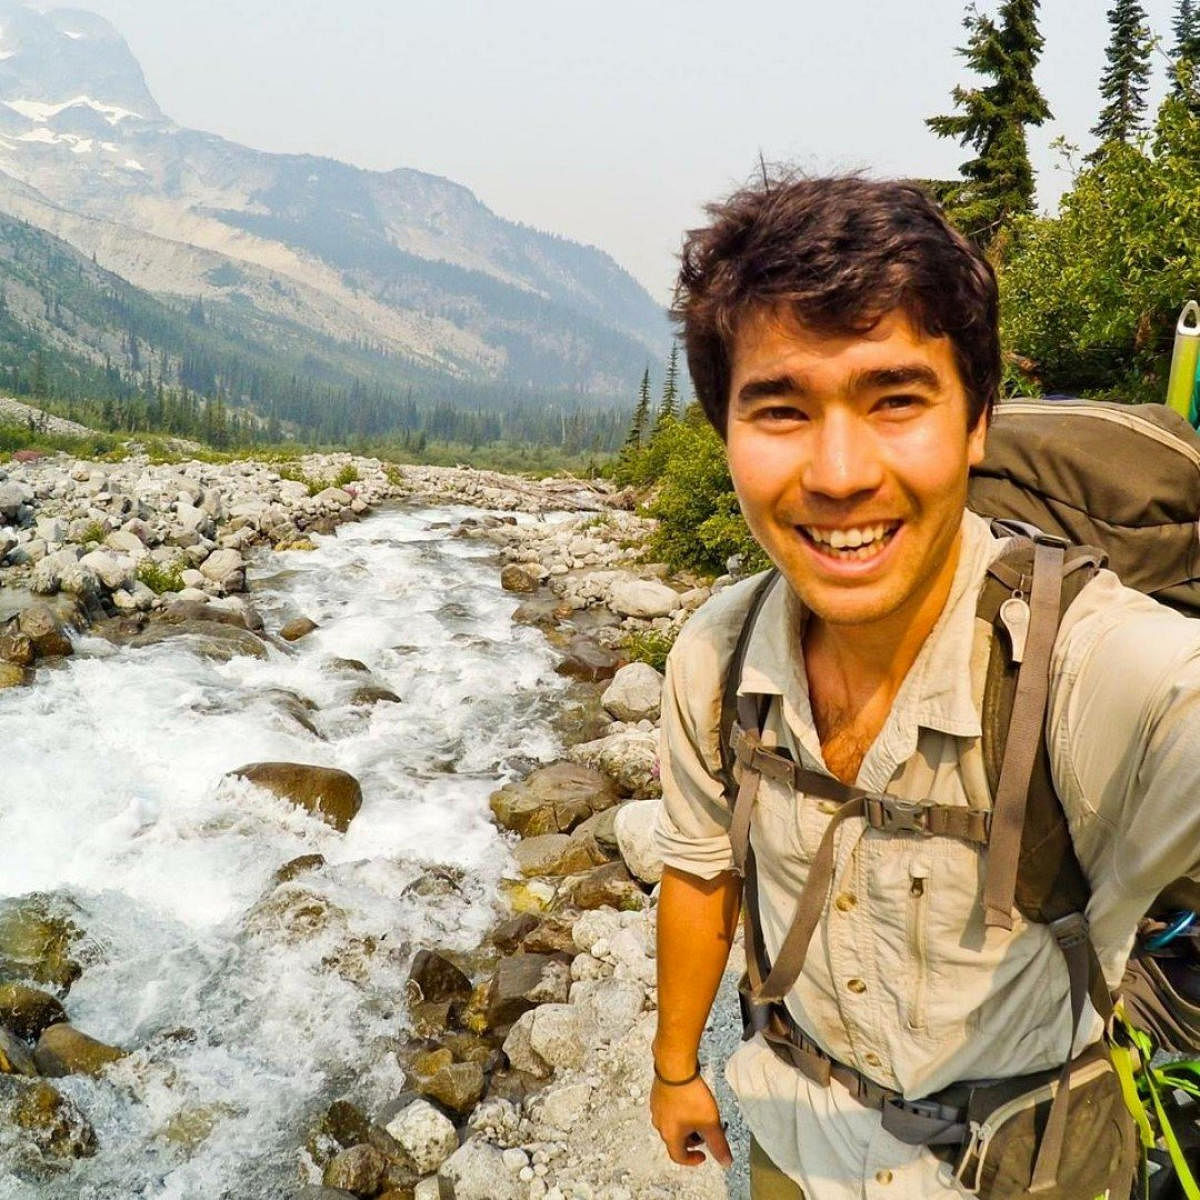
[966,412,988,469]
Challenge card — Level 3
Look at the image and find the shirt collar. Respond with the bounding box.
[737,510,1004,743]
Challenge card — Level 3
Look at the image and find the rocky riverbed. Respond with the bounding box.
[0,449,748,1199]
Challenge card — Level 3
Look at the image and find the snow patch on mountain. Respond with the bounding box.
[6,95,142,124]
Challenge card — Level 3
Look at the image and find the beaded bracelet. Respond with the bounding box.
[653,1060,702,1086]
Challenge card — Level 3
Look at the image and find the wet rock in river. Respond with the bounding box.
[0,629,33,666]
[407,949,473,1007]
[500,562,539,593]
[16,604,72,659]
[0,895,84,995]
[488,760,619,838]
[0,662,27,689]
[1,1077,97,1159]
[323,1142,386,1195]
[565,861,646,912]
[130,619,268,662]
[280,615,319,642]
[229,761,363,831]
[348,684,401,706]
[274,853,326,884]
[0,1026,37,1075]
[33,1023,125,1077]
[409,1052,485,1117]
[0,983,67,1041]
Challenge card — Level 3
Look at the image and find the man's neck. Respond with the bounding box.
[803,527,966,708]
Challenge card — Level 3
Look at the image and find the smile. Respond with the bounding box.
[797,521,901,561]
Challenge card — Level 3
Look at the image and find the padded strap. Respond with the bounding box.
[984,536,1067,931]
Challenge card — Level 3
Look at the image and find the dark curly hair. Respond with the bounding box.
[672,173,1000,435]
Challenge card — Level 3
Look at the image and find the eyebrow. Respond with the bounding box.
[735,362,943,407]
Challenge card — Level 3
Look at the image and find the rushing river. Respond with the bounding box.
[0,502,571,1198]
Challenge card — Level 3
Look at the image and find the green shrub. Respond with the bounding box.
[332,463,359,488]
[644,416,769,577]
[78,521,107,545]
[623,627,678,674]
[136,558,186,594]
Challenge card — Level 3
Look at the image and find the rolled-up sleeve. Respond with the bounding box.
[1050,572,1200,950]
[654,615,738,879]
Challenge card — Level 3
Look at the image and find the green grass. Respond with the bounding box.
[622,627,677,674]
[135,558,186,594]
[77,521,107,545]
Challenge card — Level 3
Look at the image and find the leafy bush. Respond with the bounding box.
[622,627,678,674]
[136,558,186,594]
[78,521,107,545]
[644,415,769,577]
[332,464,359,488]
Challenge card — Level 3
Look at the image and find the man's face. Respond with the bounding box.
[725,306,987,633]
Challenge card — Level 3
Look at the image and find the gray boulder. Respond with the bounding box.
[608,579,680,618]
[601,661,664,722]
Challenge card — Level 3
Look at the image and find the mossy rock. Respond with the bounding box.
[0,895,84,996]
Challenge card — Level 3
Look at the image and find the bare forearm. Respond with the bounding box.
[654,865,741,1075]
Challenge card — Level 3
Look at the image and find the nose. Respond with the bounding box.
[801,409,884,500]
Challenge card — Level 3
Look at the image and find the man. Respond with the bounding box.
[649,174,1200,1197]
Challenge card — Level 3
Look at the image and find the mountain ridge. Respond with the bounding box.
[0,2,667,409]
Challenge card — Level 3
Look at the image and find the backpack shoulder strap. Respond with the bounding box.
[978,533,1104,930]
[718,568,780,801]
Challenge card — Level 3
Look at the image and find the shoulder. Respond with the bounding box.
[668,569,777,683]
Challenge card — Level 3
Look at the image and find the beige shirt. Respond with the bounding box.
[656,510,1200,1199]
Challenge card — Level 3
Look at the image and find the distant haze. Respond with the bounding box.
[56,0,1180,302]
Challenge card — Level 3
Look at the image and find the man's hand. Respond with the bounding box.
[650,1074,733,1168]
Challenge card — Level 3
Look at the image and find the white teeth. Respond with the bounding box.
[803,523,895,552]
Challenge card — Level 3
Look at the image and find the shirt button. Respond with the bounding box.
[847,978,867,994]
[835,892,857,912]
[864,1052,882,1068]
[875,1169,894,1184]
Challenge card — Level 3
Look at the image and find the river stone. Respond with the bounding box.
[295,1189,357,1199]
[306,1098,372,1169]
[485,954,570,1033]
[0,1025,37,1075]
[3,1078,97,1159]
[555,634,620,682]
[0,983,67,1040]
[323,1143,386,1195]
[526,1003,586,1070]
[488,761,619,838]
[199,548,245,587]
[34,1023,125,1077]
[79,550,133,592]
[0,895,83,994]
[0,629,33,666]
[571,977,647,1045]
[568,730,660,799]
[0,662,26,690]
[566,861,646,912]
[274,853,326,883]
[500,1011,548,1078]
[500,562,539,593]
[517,913,579,956]
[413,1059,484,1117]
[229,762,363,831]
[130,619,268,662]
[161,596,255,631]
[608,578,681,618]
[571,806,621,855]
[0,480,32,519]
[408,949,473,1006]
[17,603,73,658]
[384,1098,459,1173]
[511,833,602,877]
[349,684,401,706]
[280,615,319,642]
[601,661,664,722]
[105,529,147,556]
[614,798,665,885]
[438,1137,523,1200]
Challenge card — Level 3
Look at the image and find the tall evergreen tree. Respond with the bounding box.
[1092,0,1152,149]
[927,0,1052,247]
[1172,0,1200,98]
[654,345,680,437]
[627,366,651,449]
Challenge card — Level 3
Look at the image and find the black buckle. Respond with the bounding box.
[868,795,931,835]
[1033,532,1070,550]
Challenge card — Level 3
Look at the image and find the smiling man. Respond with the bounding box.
[647,175,1200,1198]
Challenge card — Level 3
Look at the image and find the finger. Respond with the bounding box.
[664,1127,706,1167]
[699,1122,734,1169]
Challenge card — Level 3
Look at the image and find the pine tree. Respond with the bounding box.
[1172,0,1200,98]
[927,0,1052,247]
[1092,0,1152,149]
[658,345,680,425]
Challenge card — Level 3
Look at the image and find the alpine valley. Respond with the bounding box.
[0,2,670,435]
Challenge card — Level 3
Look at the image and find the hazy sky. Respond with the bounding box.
[59,0,1180,302]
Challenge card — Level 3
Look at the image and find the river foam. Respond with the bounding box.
[0,503,568,1197]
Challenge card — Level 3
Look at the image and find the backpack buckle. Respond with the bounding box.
[1033,532,1070,551]
[1049,911,1090,950]
[866,795,931,836]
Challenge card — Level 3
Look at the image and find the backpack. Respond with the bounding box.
[718,400,1200,1198]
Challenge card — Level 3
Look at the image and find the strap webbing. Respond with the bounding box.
[984,537,1067,932]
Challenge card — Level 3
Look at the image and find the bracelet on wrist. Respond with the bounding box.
[653,1059,702,1086]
